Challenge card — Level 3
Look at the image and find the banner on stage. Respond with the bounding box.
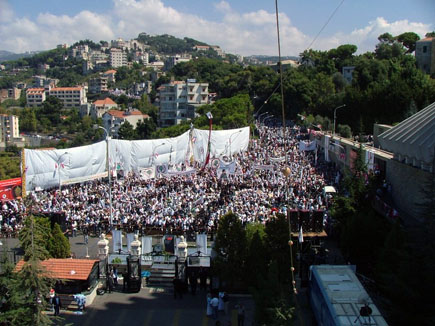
[140,167,155,180]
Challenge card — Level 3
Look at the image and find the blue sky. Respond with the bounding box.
[1,0,433,55]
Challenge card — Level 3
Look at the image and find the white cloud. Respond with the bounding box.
[0,0,13,23]
[0,0,432,56]
[313,17,432,54]
[214,1,231,13]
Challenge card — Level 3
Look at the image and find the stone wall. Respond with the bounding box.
[386,159,430,221]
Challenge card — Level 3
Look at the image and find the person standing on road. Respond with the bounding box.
[206,293,213,317]
[218,291,225,312]
[211,295,219,320]
[53,294,62,316]
[236,303,245,326]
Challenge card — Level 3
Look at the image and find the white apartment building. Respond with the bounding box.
[26,86,87,108]
[159,79,209,127]
[48,86,87,108]
[0,114,19,142]
[102,109,150,138]
[110,48,128,68]
[166,54,192,69]
[26,88,46,107]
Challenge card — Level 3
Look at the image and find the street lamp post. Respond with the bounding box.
[263,115,274,125]
[257,111,269,123]
[260,114,273,125]
[333,104,346,137]
[94,125,113,227]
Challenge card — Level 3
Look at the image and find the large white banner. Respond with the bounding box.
[365,148,375,171]
[24,127,250,192]
[112,230,123,253]
[141,236,153,255]
[196,234,207,255]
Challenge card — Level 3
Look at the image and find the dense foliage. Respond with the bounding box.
[212,212,296,324]
[1,206,59,326]
[137,33,208,54]
[329,144,435,325]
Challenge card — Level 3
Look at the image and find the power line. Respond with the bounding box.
[305,0,346,52]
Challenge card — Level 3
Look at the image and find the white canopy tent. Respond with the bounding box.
[23,127,250,192]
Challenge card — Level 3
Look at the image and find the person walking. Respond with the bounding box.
[211,295,219,320]
[206,293,213,317]
[236,303,245,326]
[107,272,114,293]
[218,291,225,312]
[223,292,229,315]
[53,294,62,316]
[173,277,183,299]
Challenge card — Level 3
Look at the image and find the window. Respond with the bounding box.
[423,46,427,53]
[189,95,194,101]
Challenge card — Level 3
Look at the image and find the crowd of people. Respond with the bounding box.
[0,125,339,238]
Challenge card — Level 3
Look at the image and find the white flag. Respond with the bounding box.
[298,226,304,243]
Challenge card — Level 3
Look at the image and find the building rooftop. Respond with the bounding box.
[51,87,82,91]
[378,101,435,165]
[311,265,388,326]
[26,88,45,93]
[94,97,117,106]
[107,109,149,119]
[15,258,99,281]
[417,37,434,42]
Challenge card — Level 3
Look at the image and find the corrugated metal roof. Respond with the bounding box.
[378,102,435,164]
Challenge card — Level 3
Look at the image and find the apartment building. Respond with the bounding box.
[103,69,117,83]
[0,87,21,103]
[102,109,150,137]
[48,86,87,108]
[166,54,192,69]
[159,79,209,127]
[90,97,118,119]
[26,88,46,107]
[0,114,19,142]
[26,85,87,108]
[415,37,435,75]
[89,76,108,94]
[110,48,128,68]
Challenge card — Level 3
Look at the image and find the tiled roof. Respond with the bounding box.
[417,37,434,42]
[107,109,149,118]
[15,259,98,281]
[50,87,82,91]
[94,97,117,106]
[26,88,45,94]
[104,69,117,74]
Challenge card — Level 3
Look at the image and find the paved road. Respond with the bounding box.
[60,285,254,326]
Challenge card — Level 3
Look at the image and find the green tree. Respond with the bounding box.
[396,32,420,53]
[135,118,156,139]
[265,213,291,284]
[212,212,247,290]
[117,121,136,140]
[47,223,70,258]
[15,211,56,326]
[19,108,38,132]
